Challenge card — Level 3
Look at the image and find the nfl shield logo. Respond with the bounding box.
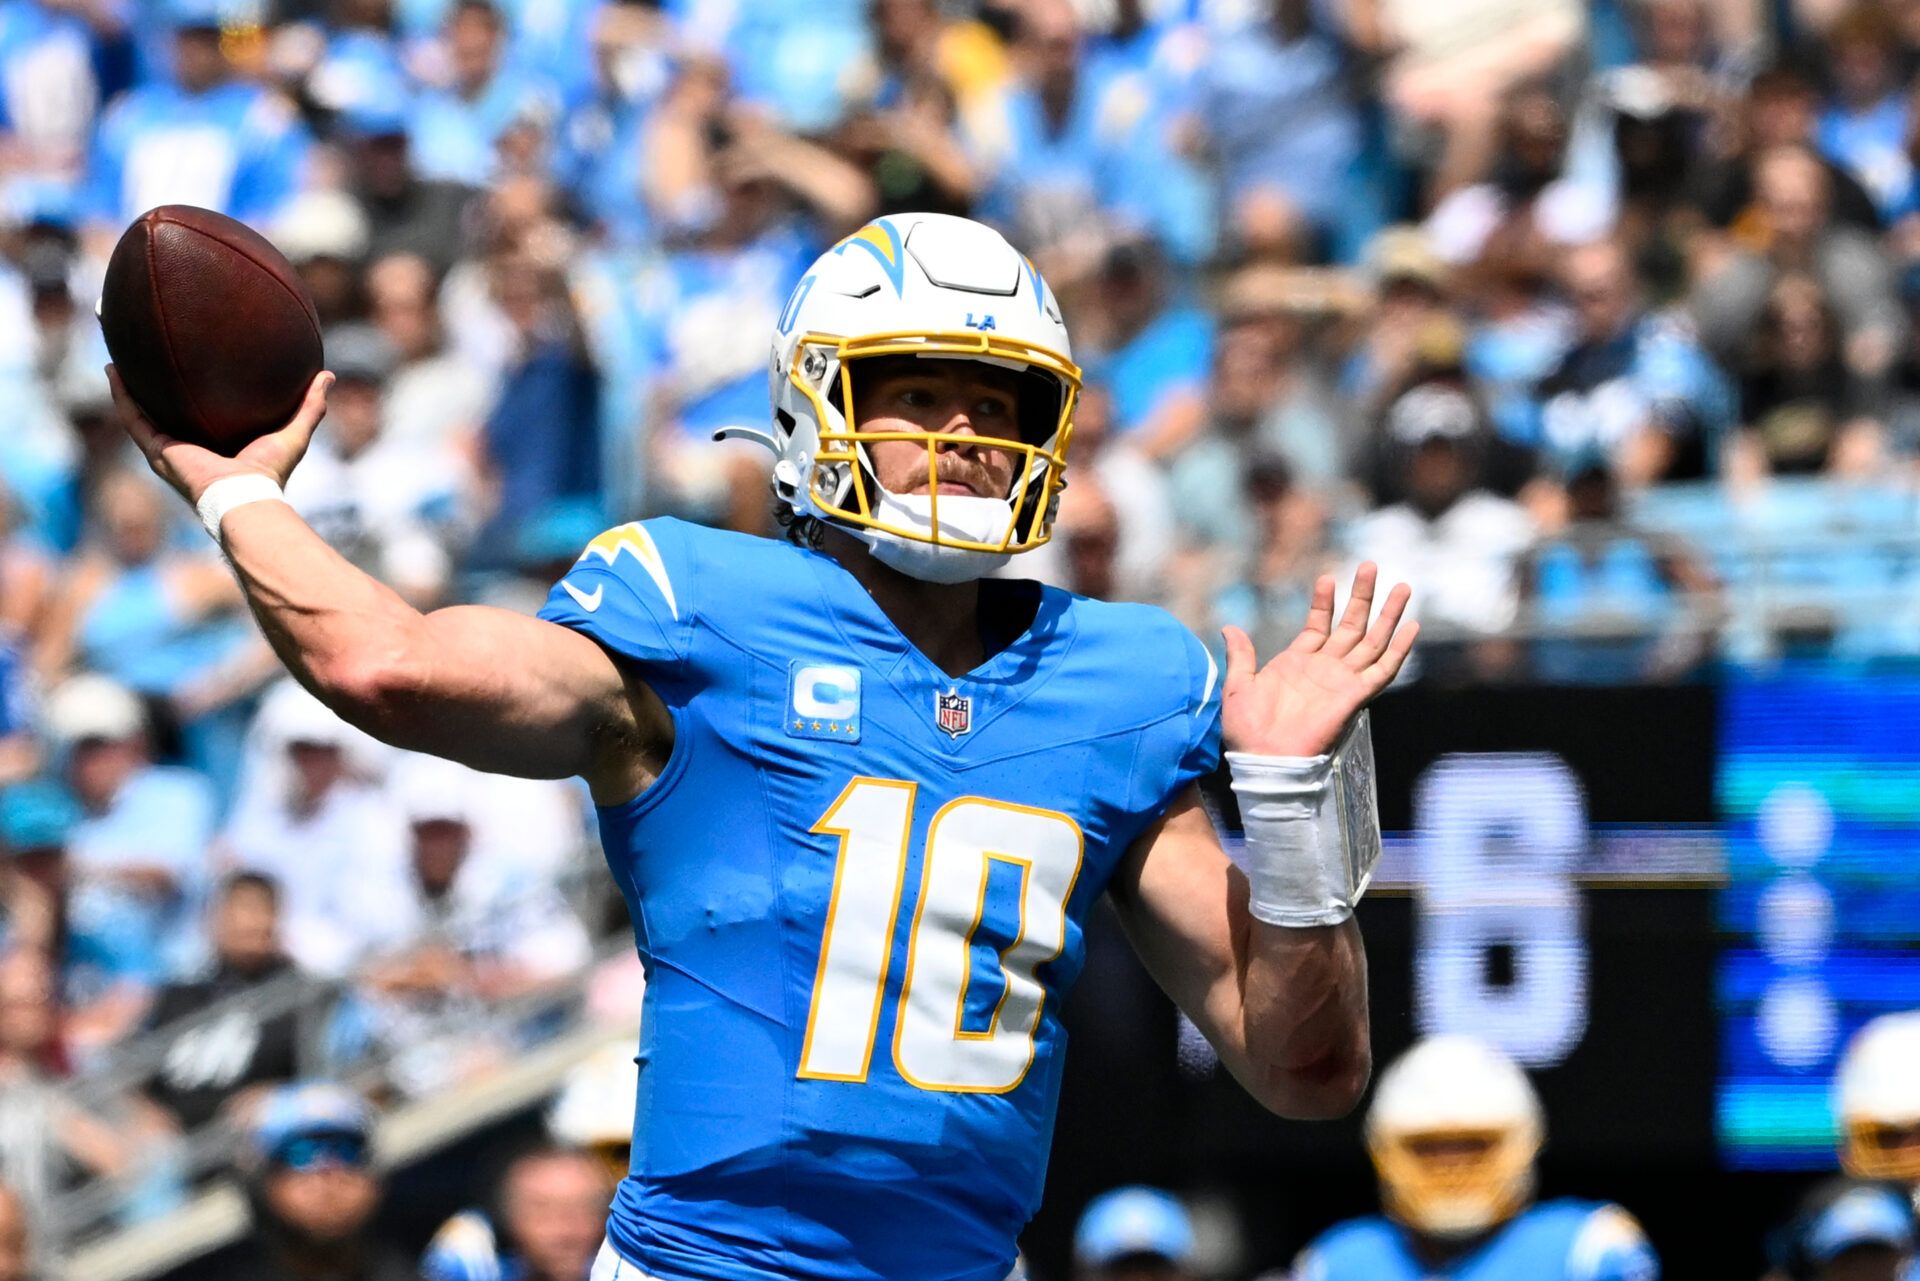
[935,688,972,738]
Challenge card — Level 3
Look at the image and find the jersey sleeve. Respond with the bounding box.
[537,519,696,678]
[1567,1205,1659,1281]
[1136,619,1223,817]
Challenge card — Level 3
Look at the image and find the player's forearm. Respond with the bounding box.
[215,500,434,731]
[1241,917,1371,1119]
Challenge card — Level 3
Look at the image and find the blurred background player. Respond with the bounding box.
[1294,1035,1660,1281]
[1762,1180,1917,1281]
[1835,1012,1920,1206]
[1071,1186,1199,1281]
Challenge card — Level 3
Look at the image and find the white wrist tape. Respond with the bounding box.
[1228,710,1383,929]
[195,475,286,542]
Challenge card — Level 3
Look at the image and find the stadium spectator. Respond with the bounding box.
[1346,379,1535,642]
[337,81,483,276]
[143,872,307,1133]
[1029,384,1173,602]
[1691,144,1906,388]
[1294,1036,1660,1281]
[354,752,591,1095]
[1815,6,1916,227]
[1732,273,1882,477]
[1190,0,1369,263]
[552,0,674,247]
[41,675,216,1033]
[82,0,310,236]
[474,249,602,559]
[1520,462,1721,682]
[0,1178,27,1281]
[1534,238,1733,486]
[367,252,496,454]
[180,1083,411,1281]
[407,0,559,188]
[34,470,269,777]
[1688,62,1881,238]
[0,949,134,1229]
[969,0,1203,282]
[282,323,466,607]
[1080,236,1213,459]
[0,0,100,203]
[1208,455,1339,661]
[1424,83,1617,279]
[1171,289,1345,558]
[1052,477,1122,602]
[421,1144,611,1281]
[221,680,405,979]
[1363,0,1584,201]
[275,189,374,331]
[1071,1185,1198,1281]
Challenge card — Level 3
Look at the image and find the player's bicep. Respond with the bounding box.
[392,605,659,791]
[1107,785,1253,1065]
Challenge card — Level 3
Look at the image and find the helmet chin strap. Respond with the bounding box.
[852,489,1014,584]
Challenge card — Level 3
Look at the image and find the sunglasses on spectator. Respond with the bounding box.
[271,1133,370,1171]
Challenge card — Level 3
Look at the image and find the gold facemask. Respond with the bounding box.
[785,329,1081,554]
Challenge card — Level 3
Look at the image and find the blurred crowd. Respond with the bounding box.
[1,0,1920,1273]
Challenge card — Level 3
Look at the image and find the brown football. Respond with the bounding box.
[99,205,324,455]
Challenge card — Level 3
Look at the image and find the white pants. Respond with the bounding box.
[591,1239,665,1281]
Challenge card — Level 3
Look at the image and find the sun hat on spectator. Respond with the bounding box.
[252,1083,376,1168]
[326,325,400,387]
[272,191,371,266]
[44,675,146,748]
[256,682,355,751]
[388,753,480,826]
[1073,1186,1196,1267]
[1367,226,1448,294]
[0,783,81,854]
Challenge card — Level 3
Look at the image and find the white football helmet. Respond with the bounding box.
[728,213,1080,583]
[1836,1010,1920,1184]
[1366,1036,1546,1239]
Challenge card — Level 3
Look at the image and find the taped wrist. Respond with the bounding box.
[196,474,286,542]
[1228,711,1383,928]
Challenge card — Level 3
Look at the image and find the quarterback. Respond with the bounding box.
[109,213,1415,1281]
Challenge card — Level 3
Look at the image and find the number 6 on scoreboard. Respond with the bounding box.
[798,777,1084,1093]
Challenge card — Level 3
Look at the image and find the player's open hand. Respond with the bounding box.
[107,365,332,506]
[1221,563,1416,758]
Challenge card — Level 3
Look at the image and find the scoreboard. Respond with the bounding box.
[1034,664,1920,1279]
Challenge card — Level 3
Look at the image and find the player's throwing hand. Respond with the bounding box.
[1221,562,1416,759]
[108,364,333,507]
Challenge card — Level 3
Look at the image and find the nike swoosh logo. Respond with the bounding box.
[561,580,603,613]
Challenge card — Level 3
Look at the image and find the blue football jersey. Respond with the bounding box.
[1296,1201,1660,1281]
[538,519,1221,1281]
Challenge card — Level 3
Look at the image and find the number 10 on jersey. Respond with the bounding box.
[798,778,1085,1093]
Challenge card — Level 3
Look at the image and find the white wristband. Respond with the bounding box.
[195,474,287,542]
[1228,711,1383,929]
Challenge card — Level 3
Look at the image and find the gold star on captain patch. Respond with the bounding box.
[828,723,840,733]
[793,719,804,730]
[812,721,823,731]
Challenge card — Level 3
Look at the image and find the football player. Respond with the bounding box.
[1295,1036,1660,1281]
[109,212,1417,1281]
[1836,1011,1920,1207]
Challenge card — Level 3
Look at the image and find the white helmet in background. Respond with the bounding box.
[1366,1036,1546,1239]
[1835,1010,1920,1183]
[732,213,1080,584]
[549,1039,640,1183]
